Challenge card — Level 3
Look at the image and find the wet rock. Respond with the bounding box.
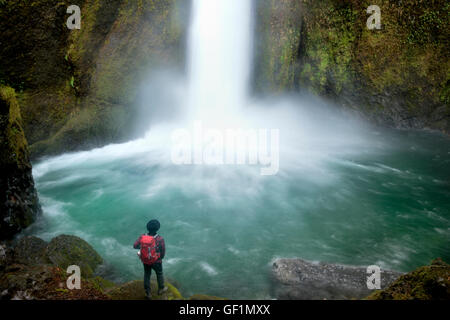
[0,264,54,300]
[0,87,41,240]
[254,0,449,134]
[0,263,109,300]
[0,242,14,272]
[272,258,402,300]
[13,236,49,266]
[106,280,183,300]
[367,258,450,300]
[189,294,227,300]
[46,235,103,278]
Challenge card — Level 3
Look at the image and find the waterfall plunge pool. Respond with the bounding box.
[27,97,450,299]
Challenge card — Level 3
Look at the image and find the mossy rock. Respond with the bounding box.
[13,236,50,266]
[106,280,183,300]
[86,276,116,293]
[0,86,41,239]
[189,294,228,300]
[46,235,103,278]
[0,264,110,300]
[0,264,57,299]
[367,258,450,300]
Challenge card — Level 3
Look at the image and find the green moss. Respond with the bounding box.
[106,280,184,300]
[46,235,103,278]
[299,1,357,94]
[0,86,29,169]
[367,258,450,300]
[89,0,183,105]
[87,276,116,293]
[189,294,228,300]
[258,0,450,132]
[1,0,185,158]
[254,0,302,92]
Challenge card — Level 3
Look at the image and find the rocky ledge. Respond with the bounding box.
[272,258,450,300]
[272,258,402,300]
[367,258,450,300]
[0,234,223,300]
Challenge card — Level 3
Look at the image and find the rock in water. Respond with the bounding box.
[0,86,41,240]
[272,258,402,300]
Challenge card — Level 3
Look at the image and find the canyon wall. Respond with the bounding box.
[254,0,449,133]
[0,0,188,158]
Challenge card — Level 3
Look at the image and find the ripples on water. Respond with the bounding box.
[27,98,450,299]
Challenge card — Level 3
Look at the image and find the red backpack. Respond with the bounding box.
[139,234,160,265]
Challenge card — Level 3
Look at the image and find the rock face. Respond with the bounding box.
[106,280,182,301]
[13,236,49,265]
[0,235,106,299]
[0,0,188,158]
[0,87,41,240]
[0,234,197,300]
[272,258,402,300]
[0,263,110,300]
[254,0,449,133]
[367,258,450,300]
[46,235,103,278]
[7,235,102,275]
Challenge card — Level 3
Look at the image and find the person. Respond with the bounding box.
[133,219,167,299]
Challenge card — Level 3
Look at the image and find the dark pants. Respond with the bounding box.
[143,262,164,294]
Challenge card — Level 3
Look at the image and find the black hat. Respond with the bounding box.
[147,219,160,233]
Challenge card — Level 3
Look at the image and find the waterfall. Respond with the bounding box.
[187,0,253,123]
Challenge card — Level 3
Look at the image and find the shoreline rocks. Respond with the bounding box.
[272,258,402,300]
[0,234,222,300]
[367,258,450,300]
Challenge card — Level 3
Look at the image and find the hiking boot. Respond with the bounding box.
[158,286,168,295]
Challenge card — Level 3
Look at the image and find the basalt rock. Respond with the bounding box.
[13,236,49,266]
[254,0,450,134]
[0,86,41,240]
[106,280,183,300]
[46,235,103,278]
[0,0,188,158]
[367,258,450,300]
[271,258,402,300]
[0,263,110,300]
[0,234,192,300]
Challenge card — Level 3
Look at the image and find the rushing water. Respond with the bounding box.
[27,0,449,299]
[28,107,450,299]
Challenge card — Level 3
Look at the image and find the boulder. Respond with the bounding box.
[106,280,183,300]
[0,264,55,300]
[46,235,103,278]
[13,236,49,266]
[0,263,109,300]
[272,258,402,300]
